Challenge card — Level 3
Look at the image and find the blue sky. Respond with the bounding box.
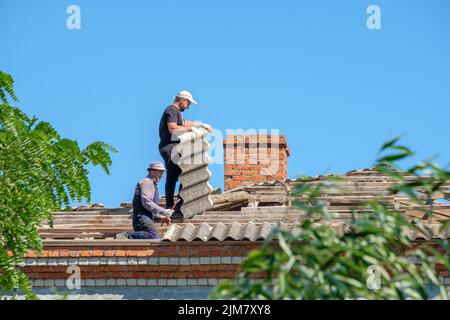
[1,0,449,207]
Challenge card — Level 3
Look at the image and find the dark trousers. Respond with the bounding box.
[159,144,183,209]
[127,214,160,239]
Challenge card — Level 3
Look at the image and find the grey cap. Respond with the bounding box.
[148,161,167,171]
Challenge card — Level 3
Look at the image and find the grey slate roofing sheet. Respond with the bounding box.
[163,221,293,242]
[162,220,448,242]
[173,127,214,218]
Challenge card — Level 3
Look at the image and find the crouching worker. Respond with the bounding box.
[116,161,174,239]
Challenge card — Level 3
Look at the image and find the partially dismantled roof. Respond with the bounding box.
[40,169,450,244]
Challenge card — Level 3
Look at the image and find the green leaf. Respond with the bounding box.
[0,71,116,298]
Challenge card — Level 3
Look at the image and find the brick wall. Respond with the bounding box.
[223,134,290,191]
[20,242,264,289]
[7,240,449,298]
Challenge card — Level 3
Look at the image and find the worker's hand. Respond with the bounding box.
[163,209,174,217]
[201,123,213,133]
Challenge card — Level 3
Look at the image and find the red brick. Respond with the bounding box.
[103,250,115,256]
[39,273,55,279]
[69,251,80,257]
[26,251,38,258]
[114,250,126,257]
[119,272,133,278]
[158,250,172,257]
[178,266,191,272]
[47,251,59,258]
[436,264,448,271]
[91,272,108,279]
[80,251,92,257]
[92,250,104,257]
[187,271,201,278]
[58,250,70,257]
[136,250,154,257]
[125,250,137,257]
[159,265,172,271]
[174,272,188,278]
[38,251,49,258]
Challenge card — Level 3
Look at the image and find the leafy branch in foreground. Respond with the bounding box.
[0,71,117,299]
[211,137,449,299]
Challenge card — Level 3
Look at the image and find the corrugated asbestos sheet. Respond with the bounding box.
[162,221,346,242]
[162,220,449,242]
[172,127,214,218]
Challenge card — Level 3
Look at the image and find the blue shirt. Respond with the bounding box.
[134,175,166,219]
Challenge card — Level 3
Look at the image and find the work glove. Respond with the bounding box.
[163,209,174,217]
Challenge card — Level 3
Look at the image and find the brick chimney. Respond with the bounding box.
[223,134,290,191]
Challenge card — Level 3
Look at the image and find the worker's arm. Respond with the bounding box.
[167,121,194,135]
[140,179,166,217]
[184,120,200,126]
[184,120,213,132]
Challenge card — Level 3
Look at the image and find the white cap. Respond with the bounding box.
[175,90,198,105]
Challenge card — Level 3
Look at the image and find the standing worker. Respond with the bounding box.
[116,161,174,239]
[158,90,212,215]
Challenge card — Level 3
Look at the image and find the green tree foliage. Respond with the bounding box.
[0,71,117,299]
[211,137,449,299]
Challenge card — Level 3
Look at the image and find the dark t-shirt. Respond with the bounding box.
[159,105,184,150]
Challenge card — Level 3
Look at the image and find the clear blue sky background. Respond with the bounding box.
[1,0,449,207]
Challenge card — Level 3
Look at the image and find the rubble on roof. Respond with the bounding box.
[67,203,105,211]
[42,168,450,242]
[218,168,450,208]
